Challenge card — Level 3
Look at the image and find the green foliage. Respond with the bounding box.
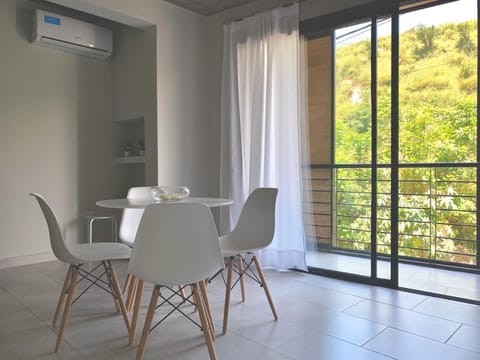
[331,19,478,265]
[414,25,437,58]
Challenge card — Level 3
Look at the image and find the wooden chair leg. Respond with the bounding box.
[238,256,246,303]
[199,279,215,339]
[191,284,197,311]
[106,260,131,333]
[222,257,234,335]
[129,279,144,346]
[136,286,160,360]
[52,265,73,328]
[193,283,217,360]
[103,261,121,313]
[122,273,133,295]
[55,266,78,352]
[126,276,138,312]
[179,285,187,301]
[252,256,278,320]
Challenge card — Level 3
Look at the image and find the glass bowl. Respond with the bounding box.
[150,186,190,202]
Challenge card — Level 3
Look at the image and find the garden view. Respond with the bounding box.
[332,17,478,265]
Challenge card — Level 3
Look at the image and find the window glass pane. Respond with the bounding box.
[335,21,372,164]
[399,0,478,164]
[377,17,392,164]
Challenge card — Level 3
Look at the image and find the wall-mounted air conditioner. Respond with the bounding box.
[31,9,113,60]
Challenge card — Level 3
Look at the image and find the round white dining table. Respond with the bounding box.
[96,197,233,209]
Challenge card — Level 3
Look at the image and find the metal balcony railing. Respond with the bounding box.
[303,165,478,267]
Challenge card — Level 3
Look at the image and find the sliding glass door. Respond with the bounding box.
[397,0,478,300]
[305,16,393,283]
[303,0,479,301]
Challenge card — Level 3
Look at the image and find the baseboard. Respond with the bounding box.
[0,251,56,270]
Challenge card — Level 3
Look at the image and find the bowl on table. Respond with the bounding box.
[150,186,190,202]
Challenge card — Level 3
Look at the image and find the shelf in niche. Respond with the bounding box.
[114,156,146,164]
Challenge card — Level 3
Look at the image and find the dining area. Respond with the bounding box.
[4,0,480,358]
[28,187,279,360]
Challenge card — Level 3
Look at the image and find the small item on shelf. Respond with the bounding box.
[123,142,132,157]
[136,140,145,156]
[150,186,190,202]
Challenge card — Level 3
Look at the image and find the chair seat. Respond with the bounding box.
[69,242,131,263]
[219,235,260,257]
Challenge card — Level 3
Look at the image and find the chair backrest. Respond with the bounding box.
[128,203,224,286]
[118,186,152,246]
[29,193,78,264]
[229,187,278,251]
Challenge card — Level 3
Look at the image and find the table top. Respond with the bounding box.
[96,197,233,209]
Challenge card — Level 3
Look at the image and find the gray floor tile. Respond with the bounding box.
[0,324,84,360]
[281,299,387,345]
[334,281,428,309]
[1,307,46,337]
[447,324,480,353]
[227,316,310,349]
[365,327,479,360]
[295,286,364,312]
[0,268,61,298]
[275,331,392,360]
[413,297,480,327]
[344,299,461,342]
[0,287,27,312]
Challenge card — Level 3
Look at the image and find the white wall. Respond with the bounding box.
[50,0,211,196]
[1,0,209,266]
[0,0,115,264]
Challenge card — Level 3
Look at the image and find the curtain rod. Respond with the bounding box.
[223,0,304,25]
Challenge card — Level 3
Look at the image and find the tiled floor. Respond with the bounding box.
[1,259,480,359]
[307,251,480,302]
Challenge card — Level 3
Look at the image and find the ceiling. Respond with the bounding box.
[161,0,257,16]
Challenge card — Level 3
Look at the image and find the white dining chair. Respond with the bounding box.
[118,186,152,247]
[220,187,279,334]
[128,203,224,360]
[120,186,190,311]
[29,193,131,352]
[118,186,152,304]
[118,186,189,311]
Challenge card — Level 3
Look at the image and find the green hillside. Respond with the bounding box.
[335,20,477,165]
[331,20,478,263]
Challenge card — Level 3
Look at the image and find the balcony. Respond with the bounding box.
[304,164,480,302]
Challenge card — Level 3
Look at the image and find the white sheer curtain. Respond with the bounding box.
[220,3,307,271]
